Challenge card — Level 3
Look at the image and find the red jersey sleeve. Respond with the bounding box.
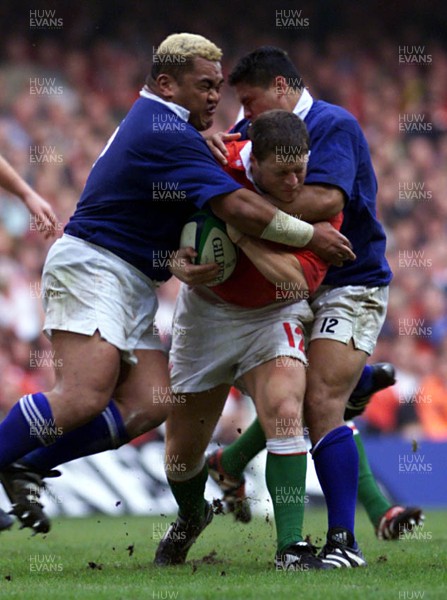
[294,212,343,294]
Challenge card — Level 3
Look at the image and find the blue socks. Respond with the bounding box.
[312,425,359,538]
[0,393,56,469]
[19,399,129,472]
[0,393,129,473]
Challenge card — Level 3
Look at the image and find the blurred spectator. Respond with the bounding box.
[415,350,447,440]
[361,337,423,439]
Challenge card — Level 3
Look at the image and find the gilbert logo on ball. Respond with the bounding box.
[180,210,238,286]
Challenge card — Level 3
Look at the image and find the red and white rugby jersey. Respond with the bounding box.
[211,140,343,308]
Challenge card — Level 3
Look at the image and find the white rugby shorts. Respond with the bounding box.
[42,234,164,364]
[309,285,389,355]
[169,285,313,393]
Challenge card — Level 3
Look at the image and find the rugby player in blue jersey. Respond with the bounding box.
[205,47,422,566]
[0,36,355,535]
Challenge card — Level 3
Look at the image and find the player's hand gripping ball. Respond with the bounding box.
[180,209,238,286]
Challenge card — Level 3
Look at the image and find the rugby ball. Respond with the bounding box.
[180,209,238,286]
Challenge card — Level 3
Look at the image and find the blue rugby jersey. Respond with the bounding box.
[65,92,241,281]
[230,93,392,287]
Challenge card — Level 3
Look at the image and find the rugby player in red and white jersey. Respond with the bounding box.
[211,137,340,309]
[155,110,343,571]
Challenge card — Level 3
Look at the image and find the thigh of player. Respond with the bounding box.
[309,285,389,355]
[42,235,163,429]
[241,356,307,439]
[113,349,171,438]
[167,286,238,468]
[305,285,389,442]
[47,330,121,430]
[236,302,311,439]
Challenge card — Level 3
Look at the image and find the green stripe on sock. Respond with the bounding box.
[355,432,390,527]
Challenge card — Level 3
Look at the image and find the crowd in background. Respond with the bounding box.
[0,1,446,441]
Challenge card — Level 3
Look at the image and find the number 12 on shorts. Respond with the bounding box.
[319,317,339,334]
[283,322,305,352]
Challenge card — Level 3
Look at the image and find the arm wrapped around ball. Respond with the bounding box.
[227,224,308,290]
[210,189,354,266]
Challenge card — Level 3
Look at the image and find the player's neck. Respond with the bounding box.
[144,83,159,97]
[285,89,302,111]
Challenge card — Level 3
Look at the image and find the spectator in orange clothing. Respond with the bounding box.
[362,387,399,434]
[415,351,447,441]
[362,338,422,438]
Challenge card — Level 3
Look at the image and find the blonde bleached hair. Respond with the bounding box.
[156,33,222,62]
[150,33,222,82]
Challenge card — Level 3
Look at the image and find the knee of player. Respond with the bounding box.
[261,394,303,425]
[123,409,168,438]
[164,429,206,463]
[303,395,347,434]
[305,375,348,406]
[66,394,110,425]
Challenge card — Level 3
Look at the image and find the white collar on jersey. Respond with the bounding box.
[239,141,256,188]
[238,141,265,194]
[139,87,190,122]
[292,87,313,119]
[233,87,314,189]
[234,87,314,124]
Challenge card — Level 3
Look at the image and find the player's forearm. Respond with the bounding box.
[266,184,345,223]
[210,189,314,247]
[237,235,309,289]
[0,156,32,201]
[210,189,275,233]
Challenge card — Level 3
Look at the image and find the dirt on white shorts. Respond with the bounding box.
[309,285,389,355]
[169,285,314,393]
[42,234,164,365]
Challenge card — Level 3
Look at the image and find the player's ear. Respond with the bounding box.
[156,74,177,100]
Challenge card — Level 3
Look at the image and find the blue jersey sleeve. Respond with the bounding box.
[304,117,359,201]
[161,134,242,209]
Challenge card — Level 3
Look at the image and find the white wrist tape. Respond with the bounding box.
[260,210,314,247]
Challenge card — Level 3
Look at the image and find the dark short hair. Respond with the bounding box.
[249,109,309,162]
[229,46,304,91]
